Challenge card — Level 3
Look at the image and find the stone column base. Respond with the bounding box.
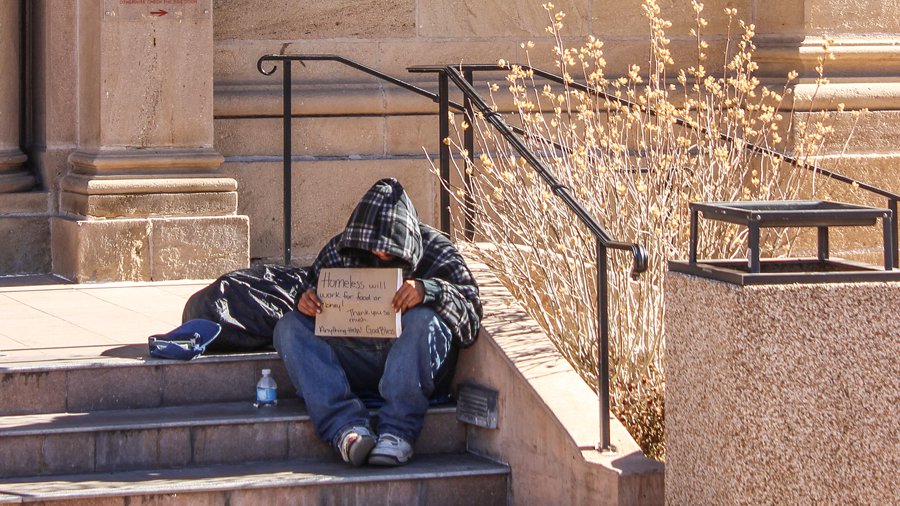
[60,179,240,219]
[60,148,239,219]
[51,215,249,282]
[0,148,35,193]
[0,192,51,275]
[52,148,250,281]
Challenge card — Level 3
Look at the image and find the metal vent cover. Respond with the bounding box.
[456,382,498,429]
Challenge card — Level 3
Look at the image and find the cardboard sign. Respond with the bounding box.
[315,268,403,338]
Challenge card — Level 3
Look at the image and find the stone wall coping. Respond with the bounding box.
[61,174,238,196]
[68,148,225,175]
[214,80,518,118]
[459,245,664,504]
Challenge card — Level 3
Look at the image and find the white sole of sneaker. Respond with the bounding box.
[368,453,410,466]
[347,436,376,466]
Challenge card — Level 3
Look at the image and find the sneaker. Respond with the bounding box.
[336,426,376,466]
[367,433,414,466]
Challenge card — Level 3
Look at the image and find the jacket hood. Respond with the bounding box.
[337,178,423,270]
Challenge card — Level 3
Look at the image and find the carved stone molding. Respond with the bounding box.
[756,36,900,78]
[60,148,238,218]
[0,149,34,193]
[0,1,33,194]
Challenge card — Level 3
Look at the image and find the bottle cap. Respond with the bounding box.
[262,368,271,375]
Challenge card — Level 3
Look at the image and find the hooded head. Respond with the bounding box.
[337,178,423,271]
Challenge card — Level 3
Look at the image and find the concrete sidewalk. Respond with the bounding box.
[0,275,210,368]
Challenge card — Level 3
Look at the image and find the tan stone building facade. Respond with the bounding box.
[1,0,897,281]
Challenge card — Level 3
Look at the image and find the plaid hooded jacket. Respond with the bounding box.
[302,178,482,347]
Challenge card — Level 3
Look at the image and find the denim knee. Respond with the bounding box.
[272,312,293,353]
[401,306,442,333]
[399,306,451,369]
[273,311,313,354]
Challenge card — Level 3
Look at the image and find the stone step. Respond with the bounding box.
[0,453,508,505]
[0,352,295,416]
[0,399,464,478]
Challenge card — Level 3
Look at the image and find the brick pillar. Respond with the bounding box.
[0,0,35,193]
[53,0,248,281]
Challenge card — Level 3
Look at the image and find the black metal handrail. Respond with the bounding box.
[412,62,900,268]
[256,53,463,264]
[412,65,648,452]
[256,54,648,452]
[255,55,568,257]
[418,61,899,452]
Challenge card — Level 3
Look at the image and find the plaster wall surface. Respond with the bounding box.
[665,271,900,505]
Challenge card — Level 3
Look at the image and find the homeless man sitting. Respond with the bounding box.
[274,177,482,467]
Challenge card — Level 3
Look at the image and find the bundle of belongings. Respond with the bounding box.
[148,264,308,360]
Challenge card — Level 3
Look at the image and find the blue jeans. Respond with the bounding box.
[273,306,453,446]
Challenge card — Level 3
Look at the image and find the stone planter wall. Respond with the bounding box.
[665,271,899,505]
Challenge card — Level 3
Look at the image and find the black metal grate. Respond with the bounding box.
[456,383,499,430]
[671,200,900,285]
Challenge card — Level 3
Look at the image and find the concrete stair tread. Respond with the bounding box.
[0,398,306,437]
[0,399,456,437]
[0,351,294,416]
[0,453,508,504]
[0,350,280,374]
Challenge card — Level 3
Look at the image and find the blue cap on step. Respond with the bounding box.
[148,319,221,360]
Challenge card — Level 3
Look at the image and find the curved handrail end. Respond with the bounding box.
[257,54,279,76]
[630,244,649,280]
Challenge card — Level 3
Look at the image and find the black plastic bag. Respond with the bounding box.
[182,264,308,352]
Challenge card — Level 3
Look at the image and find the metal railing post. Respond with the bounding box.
[463,69,476,240]
[282,60,293,265]
[439,71,451,236]
[883,212,895,270]
[597,239,614,452]
[890,198,899,269]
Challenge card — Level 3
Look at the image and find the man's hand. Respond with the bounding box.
[297,288,322,317]
[392,279,425,312]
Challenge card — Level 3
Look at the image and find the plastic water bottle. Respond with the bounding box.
[254,369,278,407]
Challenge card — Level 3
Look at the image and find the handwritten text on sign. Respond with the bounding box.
[315,268,402,338]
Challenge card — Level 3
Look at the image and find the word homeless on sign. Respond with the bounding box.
[315,268,403,338]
